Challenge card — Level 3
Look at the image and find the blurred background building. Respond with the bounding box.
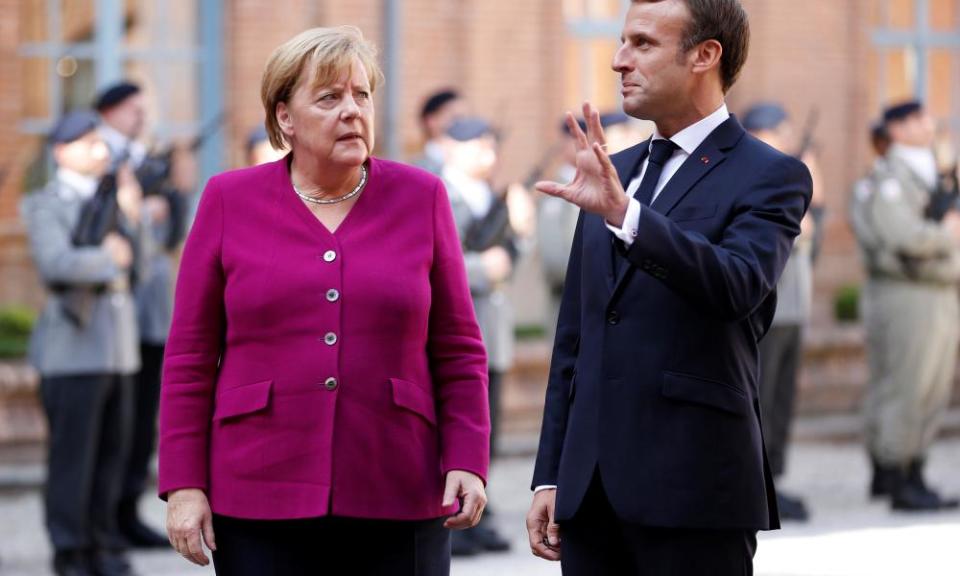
[0,0,959,442]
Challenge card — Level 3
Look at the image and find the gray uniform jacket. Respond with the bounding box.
[443,177,515,373]
[771,236,813,327]
[860,154,960,285]
[135,216,175,345]
[21,179,142,376]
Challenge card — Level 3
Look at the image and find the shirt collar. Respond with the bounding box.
[650,103,730,155]
[56,168,98,200]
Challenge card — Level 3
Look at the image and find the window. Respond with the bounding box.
[563,0,630,113]
[871,0,960,143]
[18,0,224,187]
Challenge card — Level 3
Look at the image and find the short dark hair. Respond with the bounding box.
[635,0,750,93]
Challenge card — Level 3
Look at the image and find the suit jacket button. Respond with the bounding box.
[607,310,620,325]
[324,377,338,391]
[323,250,337,262]
[326,289,340,302]
[324,332,338,345]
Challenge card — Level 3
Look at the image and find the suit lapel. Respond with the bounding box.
[609,115,746,299]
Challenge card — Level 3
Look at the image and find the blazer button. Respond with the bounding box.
[324,377,338,391]
[326,289,340,302]
[323,250,337,262]
[607,310,620,325]
[324,332,338,345]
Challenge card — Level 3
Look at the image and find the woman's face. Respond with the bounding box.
[277,56,375,169]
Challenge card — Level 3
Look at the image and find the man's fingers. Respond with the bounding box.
[584,102,607,147]
[566,111,589,150]
[546,520,561,547]
[202,513,217,552]
[528,522,561,561]
[534,181,569,199]
[591,143,615,177]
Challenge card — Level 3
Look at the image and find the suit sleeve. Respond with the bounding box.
[531,211,584,489]
[625,155,811,321]
[428,180,491,483]
[21,195,120,285]
[157,177,226,498]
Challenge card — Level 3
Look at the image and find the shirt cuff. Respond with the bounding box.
[534,485,557,494]
[605,198,642,247]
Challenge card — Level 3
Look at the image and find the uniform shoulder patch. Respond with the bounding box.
[879,179,902,201]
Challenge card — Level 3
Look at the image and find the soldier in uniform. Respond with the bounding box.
[857,100,960,511]
[22,110,143,576]
[95,81,179,547]
[742,103,824,522]
[412,89,466,175]
[441,117,519,556]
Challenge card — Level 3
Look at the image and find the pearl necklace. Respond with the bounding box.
[293,164,367,205]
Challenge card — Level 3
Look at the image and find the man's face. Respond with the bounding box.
[447,135,497,180]
[889,111,936,148]
[53,132,111,177]
[424,99,466,141]
[102,92,147,139]
[612,0,693,122]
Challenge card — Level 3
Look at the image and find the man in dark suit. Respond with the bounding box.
[526,1,811,574]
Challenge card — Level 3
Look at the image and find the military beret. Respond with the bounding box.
[882,100,923,124]
[446,117,496,142]
[420,89,461,120]
[48,110,100,144]
[93,81,142,112]
[742,103,789,132]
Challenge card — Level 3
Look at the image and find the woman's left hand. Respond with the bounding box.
[442,470,487,530]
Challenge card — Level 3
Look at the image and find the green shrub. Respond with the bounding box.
[0,306,36,359]
[834,285,860,323]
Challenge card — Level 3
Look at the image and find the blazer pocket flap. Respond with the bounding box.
[671,204,717,222]
[391,378,438,426]
[213,379,273,421]
[660,372,747,416]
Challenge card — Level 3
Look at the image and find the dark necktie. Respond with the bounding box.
[634,139,679,207]
[612,139,678,277]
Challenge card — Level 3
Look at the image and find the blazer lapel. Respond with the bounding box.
[649,115,745,217]
[609,115,746,299]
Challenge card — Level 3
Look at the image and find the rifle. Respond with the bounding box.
[72,153,128,247]
[135,112,225,196]
[794,107,819,160]
[925,161,960,222]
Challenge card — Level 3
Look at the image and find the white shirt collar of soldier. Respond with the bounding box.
[889,143,938,190]
[442,165,494,218]
[98,123,147,167]
[626,102,730,202]
[56,168,98,201]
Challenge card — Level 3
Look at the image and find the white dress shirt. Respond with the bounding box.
[534,104,731,495]
[606,103,730,246]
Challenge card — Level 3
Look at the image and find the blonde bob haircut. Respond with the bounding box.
[260,26,384,150]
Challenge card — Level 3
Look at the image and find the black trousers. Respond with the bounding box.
[488,369,502,456]
[560,472,756,576]
[757,324,803,477]
[121,342,164,505]
[40,374,134,552]
[211,515,451,576]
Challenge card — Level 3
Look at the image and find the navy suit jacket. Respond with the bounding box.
[532,115,812,530]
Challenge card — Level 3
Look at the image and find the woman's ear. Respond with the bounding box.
[276,101,294,140]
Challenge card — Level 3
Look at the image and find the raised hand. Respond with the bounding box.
[535,102,629,227]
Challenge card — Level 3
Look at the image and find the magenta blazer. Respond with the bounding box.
[158,157,490,520]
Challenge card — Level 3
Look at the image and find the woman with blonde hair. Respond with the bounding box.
[159,26,490,575]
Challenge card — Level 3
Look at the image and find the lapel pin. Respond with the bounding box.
[700,156,710,164]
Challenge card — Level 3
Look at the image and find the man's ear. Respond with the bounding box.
[276,101,294,140]
[690,38,723,77]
